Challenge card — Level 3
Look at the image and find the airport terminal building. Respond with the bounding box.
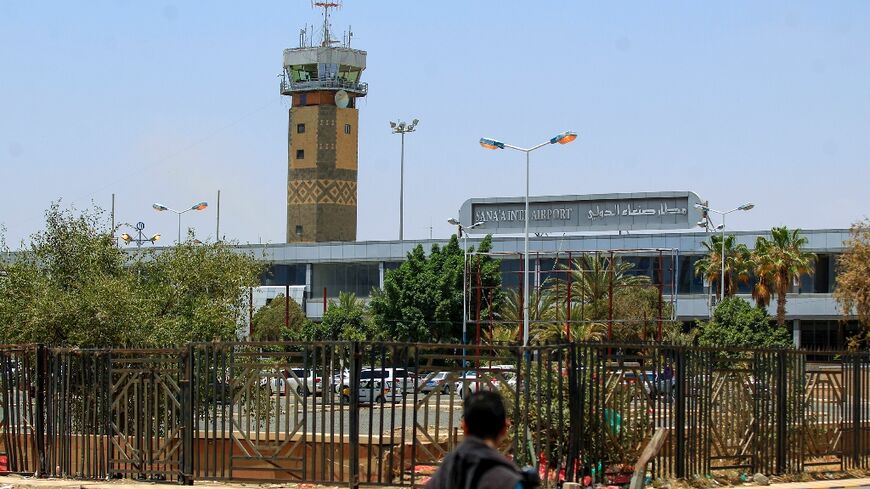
[246,192,857,350]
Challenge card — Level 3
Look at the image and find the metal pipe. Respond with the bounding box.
[523,150,530,347]
[721,213,727,300]
[216,189,221,241]
[399,131,404,241]
[462,230,467,365]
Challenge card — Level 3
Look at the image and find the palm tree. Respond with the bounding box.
[554,254,651,321]
[694,234,752,299]
[333,291,365,312]
[496,288,556,343]
[752,227,816,326]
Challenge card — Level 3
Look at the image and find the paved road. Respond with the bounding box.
[196,392,464,438]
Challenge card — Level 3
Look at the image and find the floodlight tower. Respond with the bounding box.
[281,1,367,242]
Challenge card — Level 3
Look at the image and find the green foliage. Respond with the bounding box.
[369,235,502,342]
[251,294,305,341]
[301,292,371,341]
[753,227,816,326]
[0,202,264,347]
[694,234,752,299]
[697,296,793,349]
[499,255,681,344]
[695,227,815,326]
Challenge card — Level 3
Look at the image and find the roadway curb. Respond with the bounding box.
[0,475,347,489]
[766,479,870,489]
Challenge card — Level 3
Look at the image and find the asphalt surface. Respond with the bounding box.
[195,391,465,438]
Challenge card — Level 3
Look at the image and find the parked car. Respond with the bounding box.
[358,380,403,404]
[267,367,323,396]
[421,371,453,394]
[621,370,675,398]
[455,365,517,399]
[333,367,419,396]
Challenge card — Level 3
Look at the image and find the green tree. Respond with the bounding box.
[697,296,793,349]
[251,294,305,341]
[833,220,870,348]
[135,238,264,344]
[753,227,816,326]
[369,234,502,342]
[302,292,371,341]
[0,203,146,346]
[0,203,263,347]
[561,255,651,321]
[694,234,752,299]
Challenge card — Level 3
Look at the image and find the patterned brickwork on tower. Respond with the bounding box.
[280,3,366,242]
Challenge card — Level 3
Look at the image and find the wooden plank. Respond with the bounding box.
[630,428,669,489]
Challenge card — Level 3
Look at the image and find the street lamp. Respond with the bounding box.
[479,131,577,346]
[152,201,208,244]
[120,222,161,247]
[448,218,484,357]
[391,119,419,241]
[694,202,754,301]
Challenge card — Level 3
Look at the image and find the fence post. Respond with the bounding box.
[348,341,361,489]
[179,344,194,485]
[776,351,787,473]
[565,343,580,483]
[34,344,46,477]
[675,348,686,478]
[853,354,861,468]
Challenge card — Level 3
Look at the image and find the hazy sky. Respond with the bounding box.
[1,1,868,248]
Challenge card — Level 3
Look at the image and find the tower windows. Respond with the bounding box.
[296,149,305,159]
[297,123,305,134]
[344,123,351,134]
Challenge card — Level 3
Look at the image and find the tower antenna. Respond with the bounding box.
[312,1,341,47]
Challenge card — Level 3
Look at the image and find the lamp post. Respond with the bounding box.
[120,222,161,248]
[479,131,577,346]
[694,202,754,301]
[153,201,208,244]
[448,218,484,361]
[391,119,418,240]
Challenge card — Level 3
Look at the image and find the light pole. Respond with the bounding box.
[479,131,577,346]
[391,119,418,240]
[448,218,484,360]
[153,201,208,244]
[120,222,161,248]
[694,202,754,301]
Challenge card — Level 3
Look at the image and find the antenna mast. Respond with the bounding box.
[313,1,341,47]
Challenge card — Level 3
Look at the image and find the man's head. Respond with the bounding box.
[461,390,509,442]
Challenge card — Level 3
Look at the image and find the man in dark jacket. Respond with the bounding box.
[426,390,527,489]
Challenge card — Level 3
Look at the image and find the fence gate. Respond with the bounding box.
[108,349,187,481]
[191,342,355,484]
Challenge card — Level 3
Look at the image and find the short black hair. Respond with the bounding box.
[463,391,507,440]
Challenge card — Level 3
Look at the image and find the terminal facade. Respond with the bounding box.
[248,226,854,350]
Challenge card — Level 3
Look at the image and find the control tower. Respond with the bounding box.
[281,2,367,242]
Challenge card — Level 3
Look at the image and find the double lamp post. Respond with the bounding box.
[460,130,578,347]
[694,202,754,301]
[152,201,208,244]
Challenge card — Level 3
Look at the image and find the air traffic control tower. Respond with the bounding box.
[281,2,367,242]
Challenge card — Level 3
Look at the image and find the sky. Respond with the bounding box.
[1,1,868,248]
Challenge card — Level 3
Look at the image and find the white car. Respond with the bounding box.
[455,365,517,399]
[358,380,403,404]
[267,368,323,396]
[333,367,419,395]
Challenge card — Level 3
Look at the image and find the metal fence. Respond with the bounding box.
[1,342,870,487]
